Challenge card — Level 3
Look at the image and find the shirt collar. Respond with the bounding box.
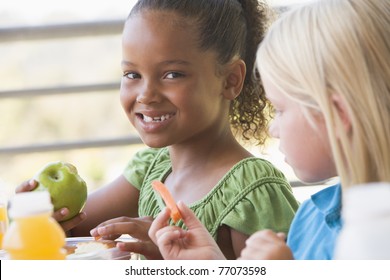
[311,183,342,230]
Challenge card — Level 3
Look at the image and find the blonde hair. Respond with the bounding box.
[258,0,390,188]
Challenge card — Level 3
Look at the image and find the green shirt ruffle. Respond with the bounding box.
[123,148,299,239]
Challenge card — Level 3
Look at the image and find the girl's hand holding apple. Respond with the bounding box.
[15,161,88,232]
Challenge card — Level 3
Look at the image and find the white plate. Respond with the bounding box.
[65,236,139,260]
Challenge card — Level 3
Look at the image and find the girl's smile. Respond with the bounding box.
[141,113,175,123]
[135,111,176,133]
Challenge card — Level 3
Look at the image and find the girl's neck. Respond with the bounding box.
[168,130,251,170]
[164,131,253,204]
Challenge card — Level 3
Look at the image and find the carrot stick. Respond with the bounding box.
[152,180,182,223]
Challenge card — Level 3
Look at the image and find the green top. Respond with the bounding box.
[123,148,299,239]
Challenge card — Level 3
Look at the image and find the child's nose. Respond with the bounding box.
[136,81,161,104]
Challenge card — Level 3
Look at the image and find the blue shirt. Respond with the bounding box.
[286,184,342,260]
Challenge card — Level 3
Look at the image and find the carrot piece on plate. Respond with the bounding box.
[152,180,182,223]
[94,235,102,241]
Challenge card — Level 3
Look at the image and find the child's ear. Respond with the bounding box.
[222,59,246,100]
[331,93,352,135]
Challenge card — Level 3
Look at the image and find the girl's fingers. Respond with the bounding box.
[149,202,207,245]
[15,179,37,193]
[93,221,150,241]
[52,207,69,221]
[276,232,287,241]
[176,201,205,230]
[149,207,172,243]
[94,222,133,239]
[59,211,87,232]
[157,229,184,247]
[117,240,162,260]
[90,216,153,240]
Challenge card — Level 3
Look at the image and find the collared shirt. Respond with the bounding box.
[286,184,342,260]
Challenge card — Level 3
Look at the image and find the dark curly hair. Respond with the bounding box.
[129,0,271,145]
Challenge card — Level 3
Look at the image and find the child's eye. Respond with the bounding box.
[123,72,141,79]
[165,72,184,79]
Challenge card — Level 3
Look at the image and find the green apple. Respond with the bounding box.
[33,161,87,222]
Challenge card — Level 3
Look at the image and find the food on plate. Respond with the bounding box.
[65,239,116,255]
[152,180,182,223]
[33,161,88,221]
[94,235,102,241]
[64,245,76,255]
[64,237,139,260]
[74,240,116,254]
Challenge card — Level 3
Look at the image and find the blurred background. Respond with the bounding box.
[0,0,323,201]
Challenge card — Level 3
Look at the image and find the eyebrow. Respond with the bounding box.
[121,59,191,67]
[121,60,136,67]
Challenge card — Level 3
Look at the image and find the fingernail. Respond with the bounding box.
[60,208,67,215]
[97,227,106,235]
